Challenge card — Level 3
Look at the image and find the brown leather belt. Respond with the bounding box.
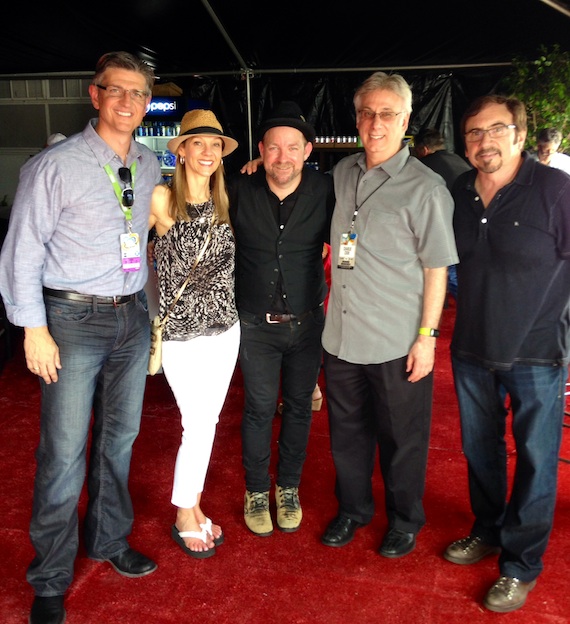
[265,306,320,324]
[265,312,297,324]
[43,287,137,306]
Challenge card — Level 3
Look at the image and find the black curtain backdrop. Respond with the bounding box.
[176,66,508,174]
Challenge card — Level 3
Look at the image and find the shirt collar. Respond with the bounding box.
[83,118,144,169]
[463,151,534,193]
[356,143,411,178]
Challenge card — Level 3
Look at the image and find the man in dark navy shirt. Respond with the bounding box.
[444,94,570,614]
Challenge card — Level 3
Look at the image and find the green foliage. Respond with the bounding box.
[500,45,570,152]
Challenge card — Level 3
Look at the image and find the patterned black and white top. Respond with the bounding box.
[155,198,238,341]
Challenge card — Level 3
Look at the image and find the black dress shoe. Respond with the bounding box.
[29,595,66,624]
[107,548,157,578]
[379,528,416,558]
[321,515,364,547]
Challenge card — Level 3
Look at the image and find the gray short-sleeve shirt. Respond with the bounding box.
[322,145,458,365]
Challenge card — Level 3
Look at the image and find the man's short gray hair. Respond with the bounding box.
[354,72,413,114]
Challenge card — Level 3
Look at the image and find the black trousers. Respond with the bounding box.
[239,307,325,492]
[324,351,433,533]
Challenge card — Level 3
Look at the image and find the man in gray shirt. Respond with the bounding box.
[321,72,458,557]
[0,52,162,624]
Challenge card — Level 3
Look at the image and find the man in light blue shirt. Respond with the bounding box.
[0,52,162,624]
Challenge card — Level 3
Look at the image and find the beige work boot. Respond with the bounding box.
[275,485,302,532]
[244,490,273,536]
[444,535,501,565]
[484,576,537,613]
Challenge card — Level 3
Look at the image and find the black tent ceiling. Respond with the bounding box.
[2,0,569,78]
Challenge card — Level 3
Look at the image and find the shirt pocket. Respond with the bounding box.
[363,211,410,254]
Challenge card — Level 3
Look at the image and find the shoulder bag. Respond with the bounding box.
[148,214,214,375]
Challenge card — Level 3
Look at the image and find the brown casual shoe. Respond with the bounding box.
[244,490,273,536]
[484,576,537,613]
[275,485,302,532]
[444,535,500,565]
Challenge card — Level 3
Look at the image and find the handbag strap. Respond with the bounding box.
[159,212,215,328]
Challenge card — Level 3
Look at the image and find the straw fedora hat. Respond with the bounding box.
[167,109,238,157]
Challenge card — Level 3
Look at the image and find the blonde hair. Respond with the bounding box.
[167,157,230,225]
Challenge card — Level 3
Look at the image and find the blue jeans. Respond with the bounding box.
[452,355,567,581]
[239,307,325,492]
[27,292,150,597]
[447,264,458,299]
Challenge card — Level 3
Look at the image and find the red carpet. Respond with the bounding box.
[1,300,569,624]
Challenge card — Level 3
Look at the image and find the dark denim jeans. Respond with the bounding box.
[27,292,150,597]
[452,355,567,581]
[239,306,325,492]
[447,264,458,299]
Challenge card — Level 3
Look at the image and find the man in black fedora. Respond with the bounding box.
[229,101,334,536]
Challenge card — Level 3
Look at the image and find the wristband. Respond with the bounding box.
[418,327,439,337]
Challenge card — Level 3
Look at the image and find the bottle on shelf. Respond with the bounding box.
[134,121,181,171]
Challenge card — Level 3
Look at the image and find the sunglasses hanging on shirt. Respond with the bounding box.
[118,167,135,207]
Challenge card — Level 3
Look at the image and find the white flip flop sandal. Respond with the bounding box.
[171,524,216,559]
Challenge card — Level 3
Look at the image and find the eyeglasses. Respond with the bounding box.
[118,167,135,207]
[357,110,403,122]
[464,124,517,142]
[96,84,149,103]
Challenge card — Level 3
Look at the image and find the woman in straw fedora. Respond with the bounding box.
[149,109,239,558]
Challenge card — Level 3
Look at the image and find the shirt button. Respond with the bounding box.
[481,217,487,224]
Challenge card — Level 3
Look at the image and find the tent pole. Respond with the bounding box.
[199,0,254,158]
[199,0,249,70]
[244,71,254,159]
[538,0,570,18]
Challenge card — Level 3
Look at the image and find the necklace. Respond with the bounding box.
[187,198,210,223]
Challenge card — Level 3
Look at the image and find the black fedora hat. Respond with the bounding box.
[257,101,316,143]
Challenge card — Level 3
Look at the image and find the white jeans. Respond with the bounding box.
[162,322,240,508]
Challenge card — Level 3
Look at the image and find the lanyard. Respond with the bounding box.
[349,166,389,233]
[104,162,137,230]
[348,169,364,234]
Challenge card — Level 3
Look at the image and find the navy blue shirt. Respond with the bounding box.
[451,152,570,369]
